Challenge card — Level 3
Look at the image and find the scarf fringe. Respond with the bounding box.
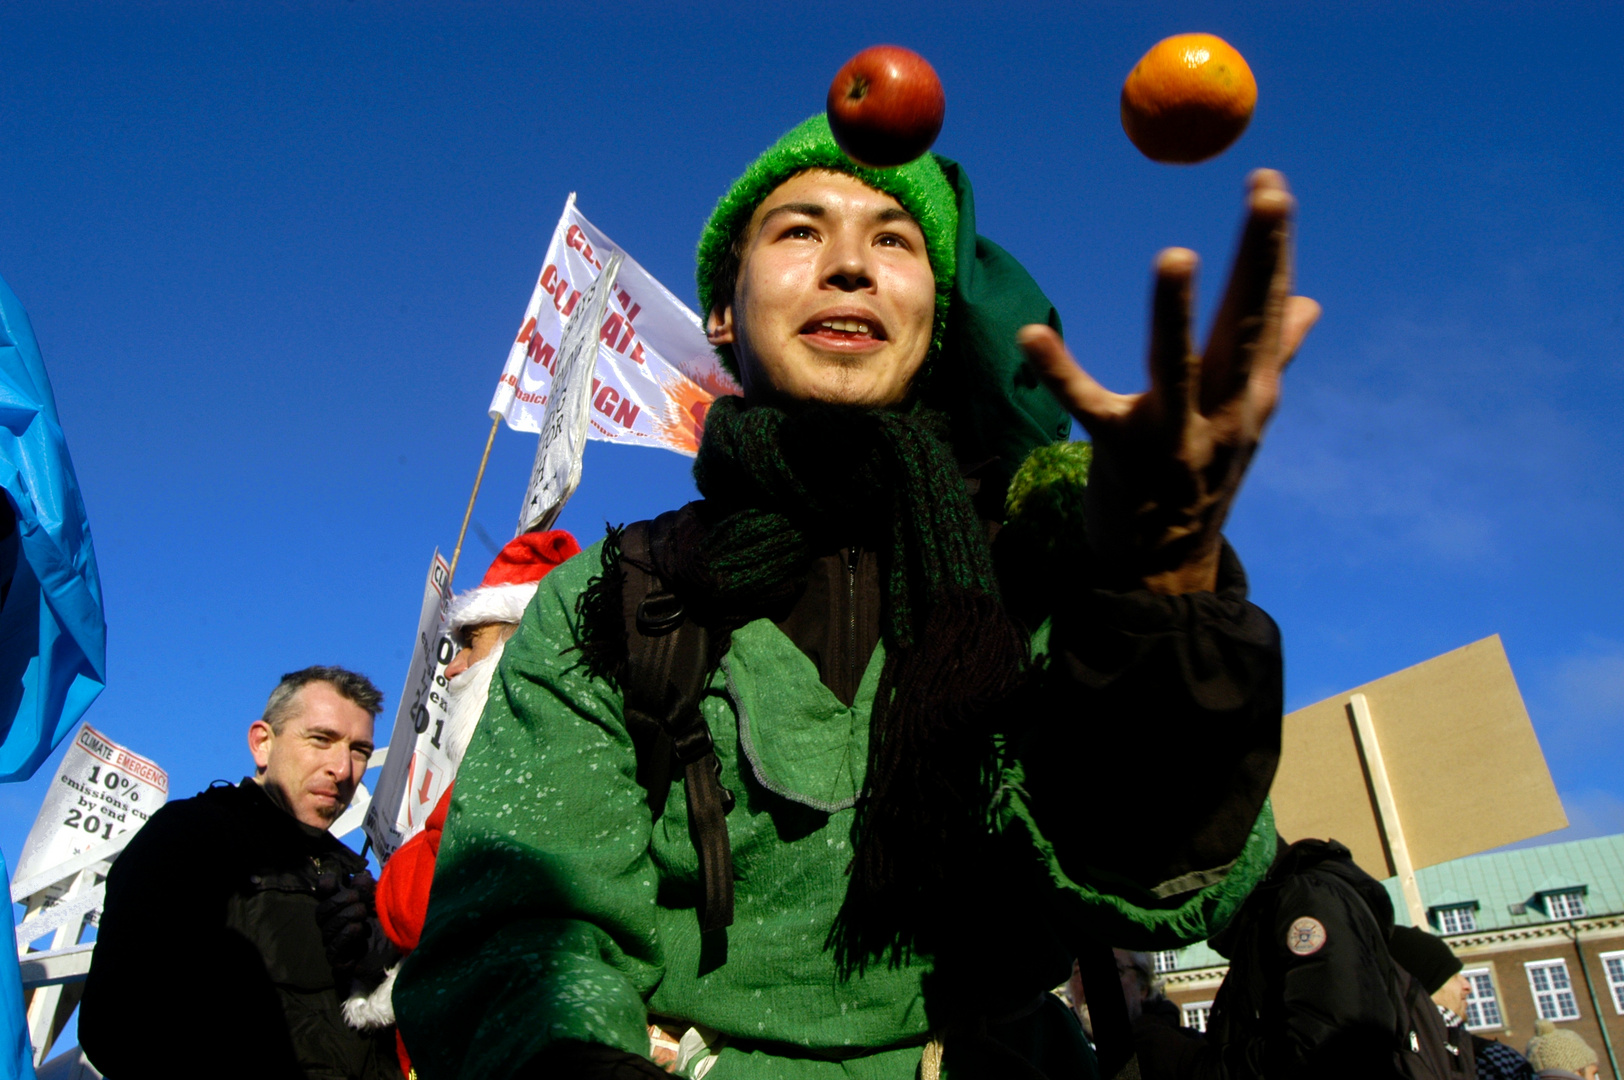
[835,590,1028,970]
[573,524,627,682]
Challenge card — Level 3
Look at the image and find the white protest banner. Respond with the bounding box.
[490,195,740,458]
[518,253,622,533]
[364,550,456,861]
[14,724,168,908]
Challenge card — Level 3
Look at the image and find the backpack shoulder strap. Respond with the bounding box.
[618,511,735,933]
[617,518,675,815]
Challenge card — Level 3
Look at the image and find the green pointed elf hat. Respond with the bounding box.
[696,115,1072,501]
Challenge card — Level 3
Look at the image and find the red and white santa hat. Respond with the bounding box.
[446,530,581,636]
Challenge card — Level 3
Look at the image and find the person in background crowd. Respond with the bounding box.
[360,530,579,1078]
[80,666,398,1080]
[1060,949,1166,1042]
[1116,949,1188,1041]
[1136,837,1456,1080]
[1113,949,1183,1032]
[1525,1021,1601,1080]
[1064,947,1189,1072]
[1390,924,1535,1080]
[396,112,1315,1080]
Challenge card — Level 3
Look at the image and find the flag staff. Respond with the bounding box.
[449,414,501,587]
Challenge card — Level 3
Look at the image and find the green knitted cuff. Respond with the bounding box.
[998,764,1279,950]
[695,114,959,376]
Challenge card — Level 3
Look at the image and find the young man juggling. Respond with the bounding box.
[397,115,1319,1080]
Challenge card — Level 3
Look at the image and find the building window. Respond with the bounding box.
[1183,1001,1213,1033]
[1545,890,1587,919]
[1526,960,1582,1020]
[1153,950,1179,974]
[1462,968,1503,1030]
[1435,905,1478,934]
[1600,951,1624,1014]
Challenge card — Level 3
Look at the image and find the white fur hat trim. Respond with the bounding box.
[447,581,539,634]
[342,964,398,1030]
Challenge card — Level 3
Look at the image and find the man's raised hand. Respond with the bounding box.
[1017,169,1321,595]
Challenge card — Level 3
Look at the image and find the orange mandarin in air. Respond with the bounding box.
[1121,33,1257,164]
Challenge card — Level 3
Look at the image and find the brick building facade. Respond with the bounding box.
[1155,834,1624,1078]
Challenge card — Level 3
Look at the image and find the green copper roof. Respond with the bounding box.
[1388,832,1624,931]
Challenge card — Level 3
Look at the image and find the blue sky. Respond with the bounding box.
[4,0,1621,996]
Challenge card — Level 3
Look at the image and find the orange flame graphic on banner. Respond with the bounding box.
[655,375,726,455]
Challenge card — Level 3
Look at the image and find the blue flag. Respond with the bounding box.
[0,275,105,782]
[0,274,107,1080]
[2,848,32,1080]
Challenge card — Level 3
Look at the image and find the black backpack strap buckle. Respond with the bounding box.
[635,590,685,636]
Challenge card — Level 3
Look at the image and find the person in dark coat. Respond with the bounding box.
[1391,924,1533,1080]
[1136,837,1450,1080]
[79,666,397,1080]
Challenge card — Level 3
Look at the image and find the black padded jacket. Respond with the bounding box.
[1136,839,1419,1080]
[80,779,395,1080]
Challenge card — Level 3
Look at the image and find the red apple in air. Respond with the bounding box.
[826,46,946,168]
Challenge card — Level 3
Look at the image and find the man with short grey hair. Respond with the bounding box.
[250,665,383,828]
[80,665,399,1080]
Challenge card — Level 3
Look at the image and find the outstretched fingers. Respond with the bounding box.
[1247,294,1322,420]
[1018,324,1127,434]
[1202,169,1295,415]
[1148,248,1199,437]
[1278,295,1322,368]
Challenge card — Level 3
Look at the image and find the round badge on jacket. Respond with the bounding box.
[1286,916,1327,956]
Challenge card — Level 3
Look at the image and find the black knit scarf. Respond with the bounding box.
[583,395,1028,967]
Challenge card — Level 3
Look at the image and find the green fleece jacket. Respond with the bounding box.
[395,543,1279,1079]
